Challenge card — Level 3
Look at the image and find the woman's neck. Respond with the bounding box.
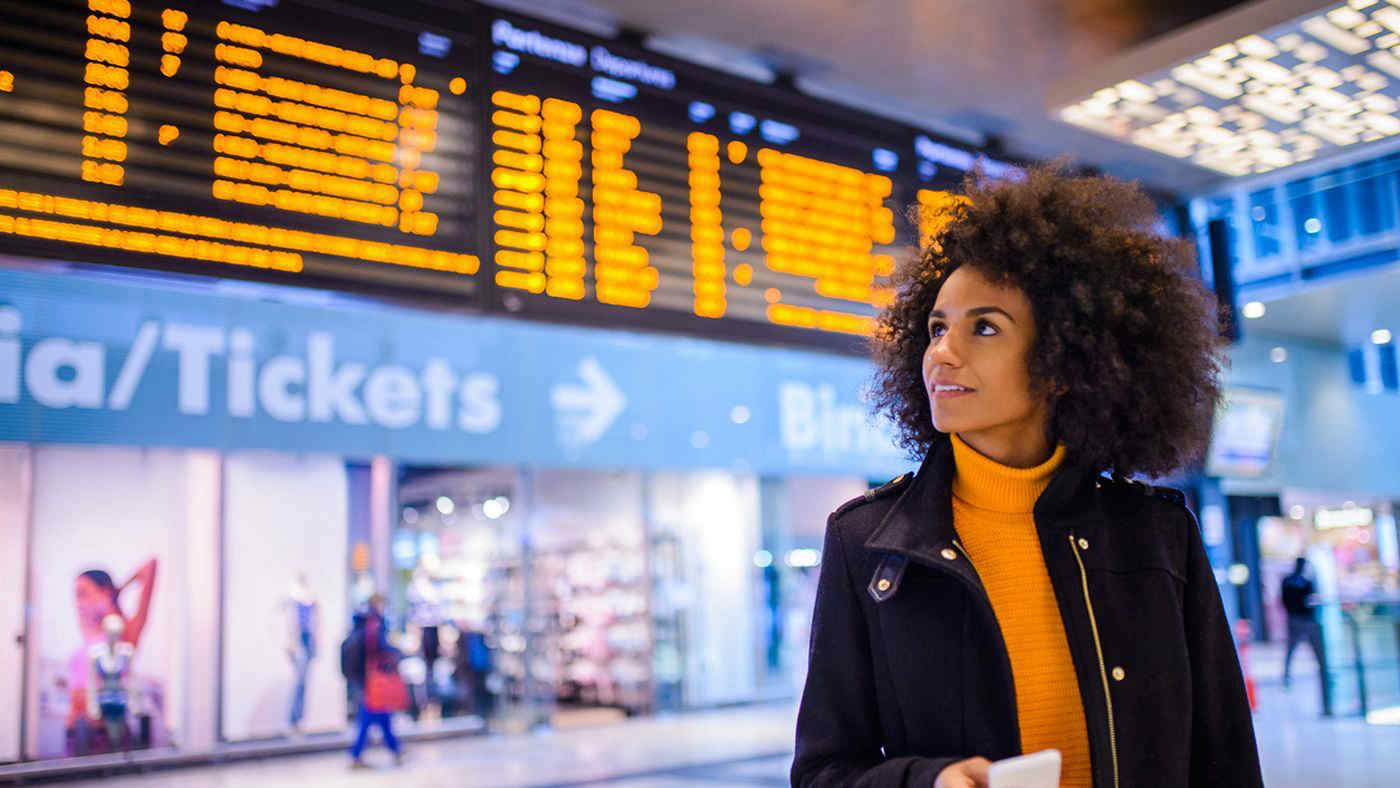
[950,432,1066,514]
[954,426,1053,469]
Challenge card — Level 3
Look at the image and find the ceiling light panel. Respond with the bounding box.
[1054,1,1400,177]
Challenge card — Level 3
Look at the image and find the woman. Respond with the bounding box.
[67,558,157,753]
[791,165,1261,788]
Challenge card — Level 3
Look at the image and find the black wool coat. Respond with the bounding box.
[791,439,1263,788]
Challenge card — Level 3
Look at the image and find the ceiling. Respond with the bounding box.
[483,0,1263,195]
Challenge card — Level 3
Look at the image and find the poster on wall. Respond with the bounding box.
[222,453,349,740]
[28,447,190,759]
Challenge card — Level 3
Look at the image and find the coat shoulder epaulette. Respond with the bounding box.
[832,471,914,520]
[1146,484,1187,506]
[1102,475,1187,507]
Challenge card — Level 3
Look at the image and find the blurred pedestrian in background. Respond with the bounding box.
[340,593,406,768]
[1281,557,1326,691]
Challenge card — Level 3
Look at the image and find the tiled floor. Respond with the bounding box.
[49,644,1400,787]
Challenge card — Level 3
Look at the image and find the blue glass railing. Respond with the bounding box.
[1312,598,1400,720]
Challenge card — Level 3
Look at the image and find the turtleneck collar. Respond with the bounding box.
[950,432,1067,514]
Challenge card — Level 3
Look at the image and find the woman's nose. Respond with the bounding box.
[927,332,963,366]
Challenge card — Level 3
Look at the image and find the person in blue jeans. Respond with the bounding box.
[341,594,402,767]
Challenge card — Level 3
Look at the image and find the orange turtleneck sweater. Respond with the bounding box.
[949,433,1092,787]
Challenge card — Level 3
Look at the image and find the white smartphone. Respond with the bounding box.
[987,749,1061,788]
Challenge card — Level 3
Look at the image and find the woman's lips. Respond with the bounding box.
[931,387,975,400]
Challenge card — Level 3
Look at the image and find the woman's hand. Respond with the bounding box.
[933,757,991,788]
[119,558,157,593]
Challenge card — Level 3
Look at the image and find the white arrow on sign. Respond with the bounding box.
[550,357,627,447]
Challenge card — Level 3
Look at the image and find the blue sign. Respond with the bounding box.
[591,76,638,103]
[688,101,715,123]
[872,148,899,173]
[0,266,907,478]
[417,32,452,59]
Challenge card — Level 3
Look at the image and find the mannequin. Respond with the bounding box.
[286,572,318,733]
[407,568,444,668]
[87,613,133,751]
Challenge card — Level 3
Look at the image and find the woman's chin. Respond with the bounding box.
[930,412,972,435]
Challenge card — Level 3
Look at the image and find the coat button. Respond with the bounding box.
[1077,537,1089,550]
[940,548,958,561]
[877,578,892,592]
[1112,666,1125,681]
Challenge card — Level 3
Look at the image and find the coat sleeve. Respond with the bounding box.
[791,515,959,788]
[1181,508,1264,787]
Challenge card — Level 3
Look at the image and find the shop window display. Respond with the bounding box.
[394,467,526,730]
[647,471,760,709]
[221,453,350,741]
[379,466,866,732]
[529,470,652,725]
[25,446,212,760]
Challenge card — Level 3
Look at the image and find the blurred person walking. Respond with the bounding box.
[1281,557,1328,697]
[792,165,1262,788]
[341,593,406,768]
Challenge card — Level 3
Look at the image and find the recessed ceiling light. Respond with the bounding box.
[1271,346,1288,362]
[1372,328,1393,344]
[1242,301,1267,319]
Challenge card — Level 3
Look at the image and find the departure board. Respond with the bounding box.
[483,11,994,350]
[0,0,1019,351]
[0,0,482,296]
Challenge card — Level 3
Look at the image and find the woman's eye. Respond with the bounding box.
[928,323,945,338]
[975,320,998,336]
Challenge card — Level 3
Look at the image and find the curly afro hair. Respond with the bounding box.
[870,162,1228,478]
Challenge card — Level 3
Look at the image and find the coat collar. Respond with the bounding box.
[863,437,1102,562]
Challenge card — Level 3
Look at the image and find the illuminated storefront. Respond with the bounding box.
[0,262,904,767]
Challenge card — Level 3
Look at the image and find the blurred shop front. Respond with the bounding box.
[0,264,903,769]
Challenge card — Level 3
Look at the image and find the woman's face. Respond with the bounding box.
[921,265,1048,445]
[74,576,115,628]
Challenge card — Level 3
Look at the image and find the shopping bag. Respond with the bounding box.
[365,667,409,713]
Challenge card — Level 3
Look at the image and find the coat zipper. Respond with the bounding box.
[1069,532,1119,788]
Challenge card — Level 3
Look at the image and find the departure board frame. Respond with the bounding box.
[0,0,1023,355]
